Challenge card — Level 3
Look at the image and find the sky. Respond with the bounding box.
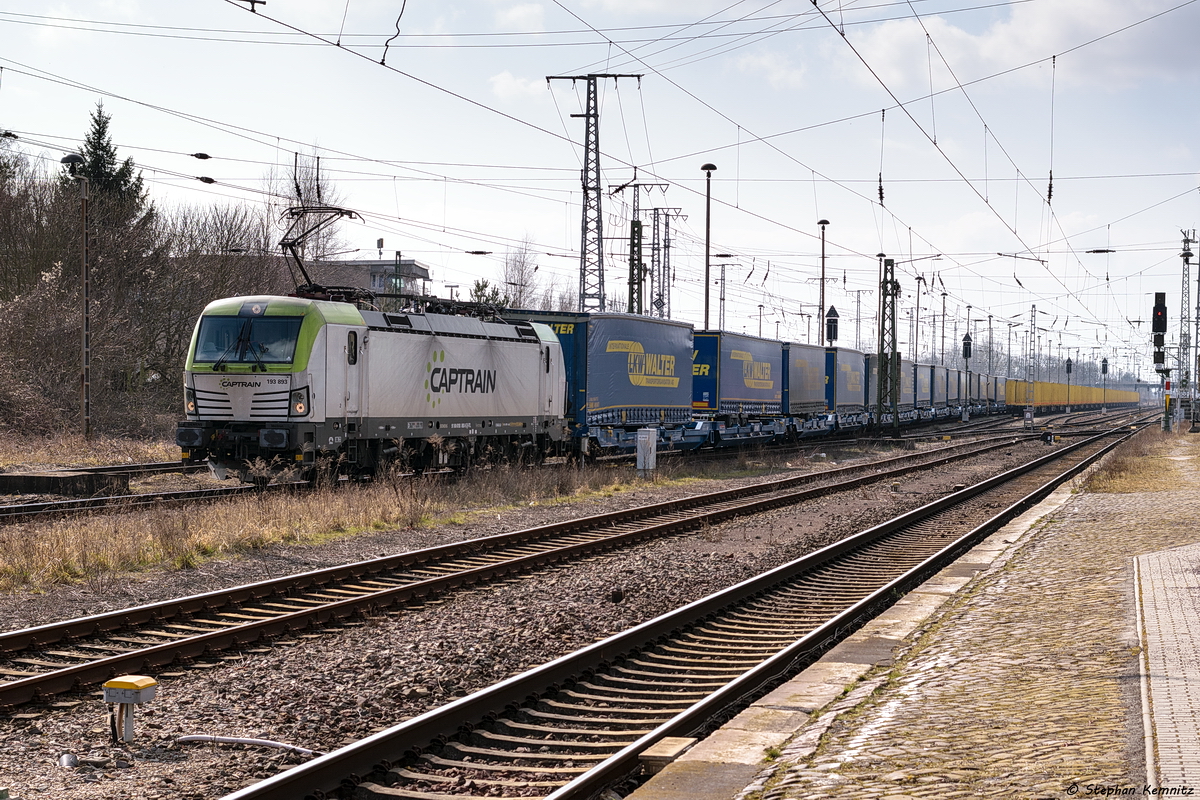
[1,0,1198,380]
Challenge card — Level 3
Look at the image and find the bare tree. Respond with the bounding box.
[502,238,539,308]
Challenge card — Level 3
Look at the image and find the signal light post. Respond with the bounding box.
[962,333,972,422]
[1153,292,1170,431]
[1102,357,1108,414]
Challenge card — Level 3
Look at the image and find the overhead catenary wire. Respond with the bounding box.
[6,2,1189,358]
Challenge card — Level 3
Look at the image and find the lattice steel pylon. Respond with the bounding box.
[650,208,683,319]
[1182,230,1194,420]
[875,255,901,437]
[547,73,641,312]
[1025,304,1037,427]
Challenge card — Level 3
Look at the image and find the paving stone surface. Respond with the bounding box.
[741,434,1200,800]
[1137,538,1200,787]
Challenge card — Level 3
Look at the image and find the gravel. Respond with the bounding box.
[0,439,1046,799]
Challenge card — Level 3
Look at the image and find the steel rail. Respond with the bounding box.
[546,425,1142,800]
[50,461,207,477]
[218,425,1139,800]
[0,436,1031,709]
[0,482,284,522]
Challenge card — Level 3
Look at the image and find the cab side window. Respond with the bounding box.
[347,331,358,365]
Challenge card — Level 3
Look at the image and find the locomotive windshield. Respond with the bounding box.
[193,315,304,365]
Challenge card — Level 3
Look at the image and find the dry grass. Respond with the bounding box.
[0,436,841,591]
[0,433,177,470]
[0,451,804,591]
[1085,427,1191,493]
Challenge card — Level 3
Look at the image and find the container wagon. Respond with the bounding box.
[692,331,785,447]
[502,310,701,456]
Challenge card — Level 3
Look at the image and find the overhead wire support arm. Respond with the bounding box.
[610,178,669,316]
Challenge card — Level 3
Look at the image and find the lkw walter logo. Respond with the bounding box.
[607,340,679,388]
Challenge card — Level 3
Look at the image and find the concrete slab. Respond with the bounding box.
[754,661,864,713]
[624,760,762,800]
[714,705,812,736]
[1136,541,1200,787]
[682,728,786,766]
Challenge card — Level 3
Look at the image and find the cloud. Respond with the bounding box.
[489,70,546,100]
[838,0,1200,93]
[494,3,545,31]
[737,51,806,89]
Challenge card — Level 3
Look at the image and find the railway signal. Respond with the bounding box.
[1102,357,1108,414]
[1152,292,1171,429]
[1152,292,1167,334]
[825,306,839,343]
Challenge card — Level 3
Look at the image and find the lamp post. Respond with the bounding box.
[913,274,925,361]
[701,163,716,329]
[61,153,90,440]
[988,314,993,375]
[1006,321,1021,378]
[818,219,829,345]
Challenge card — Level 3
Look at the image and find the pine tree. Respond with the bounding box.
[76,101,145,206]
[470,279,508,306]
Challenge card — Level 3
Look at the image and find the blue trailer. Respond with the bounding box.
[503,310,703,455]
[915,363,934,420]
[932,365,950,418]
[784,342,830,437]
[827,347,868,431]
[692,331,785,447]
[867,355,918,424]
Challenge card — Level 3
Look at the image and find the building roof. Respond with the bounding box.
[307,257,431,292]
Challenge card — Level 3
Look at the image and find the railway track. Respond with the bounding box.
[222,423,1143,800]
[0,434,1036,709]
[55,461,208,477]
[0,408,1141,523]
[0,481,287,522]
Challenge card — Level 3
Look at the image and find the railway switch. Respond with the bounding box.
[103,674,158,743]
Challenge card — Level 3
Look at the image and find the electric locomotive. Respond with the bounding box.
[176,295,568,481]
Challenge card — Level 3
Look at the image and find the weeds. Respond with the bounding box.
[0,441,820,592]
[1085,428,1184,493]
[0,433,176,470]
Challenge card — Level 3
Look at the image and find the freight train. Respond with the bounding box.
[175,296,1142,481]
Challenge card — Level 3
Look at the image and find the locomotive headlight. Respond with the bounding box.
[290,387,310,417]
[185,388,197,415]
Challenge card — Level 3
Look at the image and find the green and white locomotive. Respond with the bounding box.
[176,295,568,482]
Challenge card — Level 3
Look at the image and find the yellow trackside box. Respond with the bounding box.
[103,675,158,704]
